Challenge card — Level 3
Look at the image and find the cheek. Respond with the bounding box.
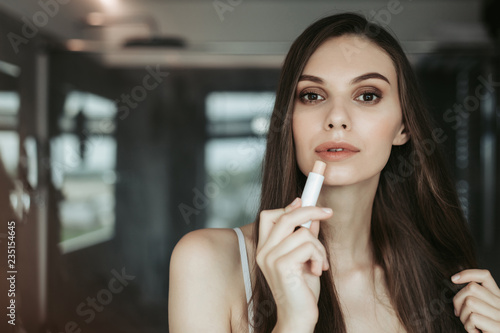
[359,117,401,162]
[292,113,310,152]
[292,112,317,174]
[359,107,402,141]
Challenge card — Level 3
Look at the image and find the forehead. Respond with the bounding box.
[302,35,397,86]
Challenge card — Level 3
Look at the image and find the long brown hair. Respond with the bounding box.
[250,12,477,332]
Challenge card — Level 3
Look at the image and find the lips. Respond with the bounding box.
[314,141,360,162]
[315,141,360,153]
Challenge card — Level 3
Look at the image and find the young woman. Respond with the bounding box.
[169,13,500,333]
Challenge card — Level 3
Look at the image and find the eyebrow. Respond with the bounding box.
[298,74,324,84]
[298,72,391,86]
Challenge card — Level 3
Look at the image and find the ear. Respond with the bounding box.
[392,123,409,146]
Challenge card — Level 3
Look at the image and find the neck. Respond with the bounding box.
[317,174,380,274]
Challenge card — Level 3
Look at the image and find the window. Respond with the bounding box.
[0,63,23,217]
[51,91,117,253]
[0,90,20,178]
[204,92,274,228]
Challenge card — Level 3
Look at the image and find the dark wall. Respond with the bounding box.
[416,49,500,280]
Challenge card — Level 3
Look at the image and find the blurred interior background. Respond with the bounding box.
[0,0,498,332]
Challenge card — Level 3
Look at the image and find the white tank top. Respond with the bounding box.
[233,227,254,333]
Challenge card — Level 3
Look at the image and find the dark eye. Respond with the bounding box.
[355,91,381,103]
[299,91,325,103]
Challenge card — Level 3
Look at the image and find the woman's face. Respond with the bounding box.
[292,35,408,186]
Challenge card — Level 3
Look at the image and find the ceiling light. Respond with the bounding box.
[66,39,86,52]
[87,12,106,26]
[100,0,118,9]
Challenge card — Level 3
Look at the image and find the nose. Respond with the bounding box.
[324,100,351,131]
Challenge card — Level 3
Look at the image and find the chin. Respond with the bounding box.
[322,171,380,188]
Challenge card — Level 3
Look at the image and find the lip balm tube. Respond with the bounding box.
[300,160,326,229]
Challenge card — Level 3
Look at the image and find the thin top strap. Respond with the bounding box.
[233,227,254,333]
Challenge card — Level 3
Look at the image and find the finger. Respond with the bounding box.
[452,269,500,297]
[309,220,320,238]
[464,328,480,333]
[284,198,302,214]
[266,228,328,272]
[275,241,327,277]
[300,225,329,271]
[266,206,332,249]
[453,282,500,316]
[457,296,500,326]
[258,198,301,248]
[462,311,500,333]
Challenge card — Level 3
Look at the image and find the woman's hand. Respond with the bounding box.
[452,269,500,333]
[256,197,332,332]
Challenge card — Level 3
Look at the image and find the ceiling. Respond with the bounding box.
[0,0,491,68]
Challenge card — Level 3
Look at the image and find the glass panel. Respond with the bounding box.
[53,91,118,253]
[206,91,274,122]
[0,131,19,178]
[204,137,265,228]
[63,90,117,118]
[0,88,20,178]
[0,60,21,78]
[58,171,115,252]
[0,91,20,115]
[204,91,274,228]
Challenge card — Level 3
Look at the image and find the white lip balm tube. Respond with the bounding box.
[300,160,326,229]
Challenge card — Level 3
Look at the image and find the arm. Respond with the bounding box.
[168,229,232,333]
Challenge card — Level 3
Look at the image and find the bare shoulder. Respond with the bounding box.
[171,223,255,265]
[168,225,254,333]
[171,227,240,264]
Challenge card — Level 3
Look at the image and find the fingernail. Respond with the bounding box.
[290,197,300,207]
[451,274,460,282]
[322,208,332,214]
[454,308,458,316]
